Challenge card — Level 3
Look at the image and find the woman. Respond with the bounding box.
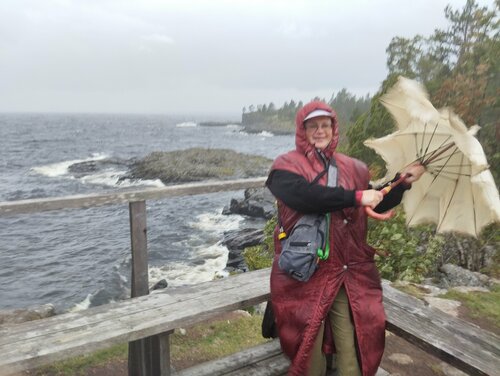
[266,100,424,376]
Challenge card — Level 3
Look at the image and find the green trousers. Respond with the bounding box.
[308,286,361,376]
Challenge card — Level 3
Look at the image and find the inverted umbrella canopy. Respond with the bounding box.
[364,76,500,237]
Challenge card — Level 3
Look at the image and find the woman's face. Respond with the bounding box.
[304,116,333,150]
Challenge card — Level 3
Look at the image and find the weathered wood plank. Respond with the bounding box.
[128,201,150,376]
[0,268,271,343]
[0,177,267,216]
[0,269,271,374]
[383,280,500,376]
[175,339,391,376]
[175,340,283,376]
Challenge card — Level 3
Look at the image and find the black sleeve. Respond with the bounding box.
[266,169,357,214]
[373,174,412,213]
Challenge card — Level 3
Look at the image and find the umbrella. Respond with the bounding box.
[363,76,500,238]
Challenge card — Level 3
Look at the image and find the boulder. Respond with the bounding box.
[124,148,271,184]
[223,228,265,250]
[223,228,266,271]
[439,264,491,288]
[223,187,276,219]
[0,304,56,325]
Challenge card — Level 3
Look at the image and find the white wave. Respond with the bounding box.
[149,243,229,288]
[175,121,197,128]
[258,131,274,137]
[225,124,244,131]
[80,171,165,188]
[68,294,92,312]
[31,153,108,177]
[189,210,244,236]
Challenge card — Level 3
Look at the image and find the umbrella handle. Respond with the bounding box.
[365,206,395,220]
[364,173,408,221]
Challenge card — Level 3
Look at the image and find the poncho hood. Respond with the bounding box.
[295,101,339,159]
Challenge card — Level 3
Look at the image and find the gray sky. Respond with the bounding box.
[0,0,494,116]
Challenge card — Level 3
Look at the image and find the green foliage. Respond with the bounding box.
[368,209,444,282]
[439,284,500,329]
[242,90,371,141]
[243,216,276,271]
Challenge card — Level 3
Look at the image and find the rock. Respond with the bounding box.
[0,304,56,325]
[152,279,168,290]
[68,158,130,178]
[388,353,413,365]
[223,228,265,250]
[439,264,491,288]
[423,297,461,317]
[223,228,266,271]
[125,148,272,184]
[450,286,490,294]
[224,187,276,219]
[420,284,448,297]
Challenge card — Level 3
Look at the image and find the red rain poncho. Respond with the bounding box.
[269,101,385,376]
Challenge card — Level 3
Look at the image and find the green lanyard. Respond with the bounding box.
[316,212,330,261]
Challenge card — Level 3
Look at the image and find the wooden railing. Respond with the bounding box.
[0,177,499,376]
[0,177,267,376]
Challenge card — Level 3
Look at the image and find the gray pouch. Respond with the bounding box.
[278,214,328,282]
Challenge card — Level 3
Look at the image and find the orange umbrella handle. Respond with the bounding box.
[364,173,408,221]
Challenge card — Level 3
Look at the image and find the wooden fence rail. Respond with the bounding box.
[0,177,267,376]
[1,177,499,376]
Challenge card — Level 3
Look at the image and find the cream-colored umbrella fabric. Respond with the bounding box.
[364,76,500,237]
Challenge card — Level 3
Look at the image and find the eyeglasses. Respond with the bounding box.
[304,123,332,131]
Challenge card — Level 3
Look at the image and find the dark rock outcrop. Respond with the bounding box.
[223,228,265,271]
[68,158,131,178]
[223,187,276,219]
[124,148,271,184]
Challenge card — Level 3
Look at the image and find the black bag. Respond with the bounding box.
[261,301,278,338]
[278,213,329,282]
[277,155,336,282]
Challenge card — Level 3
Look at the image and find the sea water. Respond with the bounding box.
[0,113,293,312]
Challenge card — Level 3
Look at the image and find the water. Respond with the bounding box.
[0,113,293,312]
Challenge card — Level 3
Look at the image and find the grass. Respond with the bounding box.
[438,284,500,329]
[29,344,128,375]
[28,313,268,376]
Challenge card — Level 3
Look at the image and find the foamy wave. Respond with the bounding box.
[81,171,165,188]
[190,211,244,235]
[68,294,92,312]
[31,153,108,177]
[226,124,244,131]
[176,121,197,128]
[149,243,229,287]
[258,131,274,137]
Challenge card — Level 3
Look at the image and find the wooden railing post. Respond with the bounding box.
[128,200,150,376]
[127,200,172,376]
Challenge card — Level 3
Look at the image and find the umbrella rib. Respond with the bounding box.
[424,148,462,165]
[414,134,422,161]
[421,122,440,164]
[406,147,458,226]
[427,170,471,180]
[421,137,453,165]
[435,151,464,233]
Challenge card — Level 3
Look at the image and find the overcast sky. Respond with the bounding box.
[0,0,495,116]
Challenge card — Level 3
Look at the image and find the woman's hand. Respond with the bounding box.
[402,163,425,184]
[361,189,384,208]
